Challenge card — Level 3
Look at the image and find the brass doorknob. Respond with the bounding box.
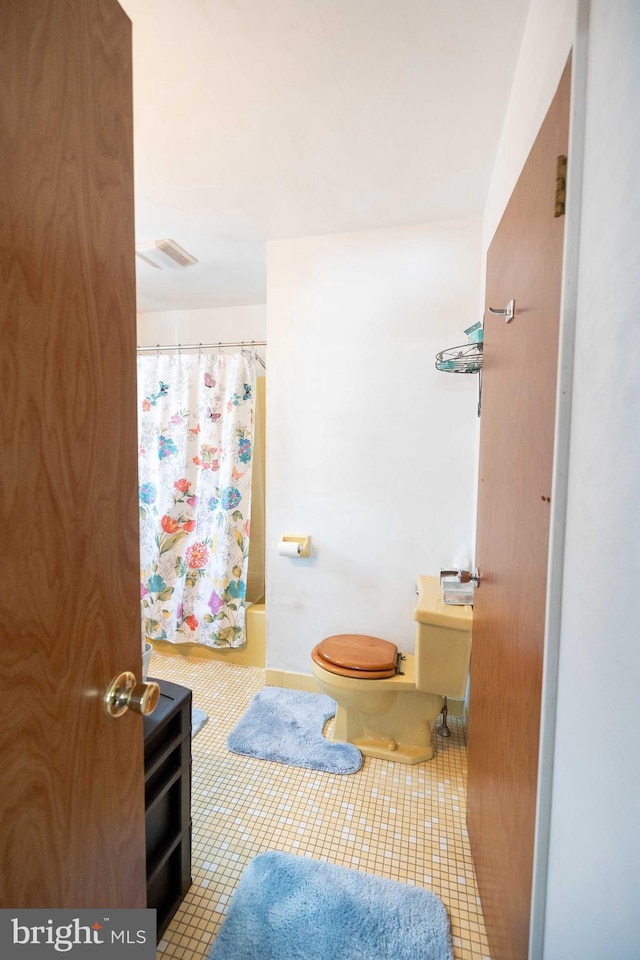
[104,671,160,718]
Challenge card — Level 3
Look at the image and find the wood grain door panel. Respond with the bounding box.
[466,60,571,960]
[0,0,146,907]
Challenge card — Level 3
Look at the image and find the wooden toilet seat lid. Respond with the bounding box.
[316,634,398,672]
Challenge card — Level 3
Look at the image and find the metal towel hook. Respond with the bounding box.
[488,298,516,323]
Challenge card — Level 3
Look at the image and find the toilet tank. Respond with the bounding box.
[413,575,472,698]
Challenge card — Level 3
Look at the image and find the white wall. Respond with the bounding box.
[483,0,577,252]
[266,219,481,674]
[542,1,640,956]
[136,304,266,347]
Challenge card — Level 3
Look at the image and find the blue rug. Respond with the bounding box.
[192,707,208,737]
[208,852,453,960]
[227,687,362,774]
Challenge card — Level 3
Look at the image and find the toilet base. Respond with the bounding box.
[313,656,444,765]
[347,735,435,765]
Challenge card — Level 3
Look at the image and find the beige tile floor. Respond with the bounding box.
[151,649,491,960]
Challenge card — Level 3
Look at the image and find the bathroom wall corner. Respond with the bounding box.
[265,669,320,694]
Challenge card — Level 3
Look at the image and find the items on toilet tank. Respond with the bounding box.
[440,573,474,605]
[439,553,476,605]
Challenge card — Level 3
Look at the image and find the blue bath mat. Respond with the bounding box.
[227,687,362,774]
[208,851,453,960]
[192,707,208,738]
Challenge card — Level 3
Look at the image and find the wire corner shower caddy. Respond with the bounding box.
[434,342,483,375]
[435,340,483,416]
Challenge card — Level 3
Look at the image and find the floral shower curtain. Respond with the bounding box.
[137,350,255,648]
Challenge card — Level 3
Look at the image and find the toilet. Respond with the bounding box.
[311,575,472,764]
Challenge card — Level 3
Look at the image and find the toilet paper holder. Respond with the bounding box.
[281,535,311,557]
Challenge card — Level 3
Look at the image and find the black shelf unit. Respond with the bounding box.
[143,679,192,940]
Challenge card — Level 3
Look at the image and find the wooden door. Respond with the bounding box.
[0,0,147,907]
[466,61,571,959]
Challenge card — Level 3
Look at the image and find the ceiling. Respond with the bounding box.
[120,0,531,313]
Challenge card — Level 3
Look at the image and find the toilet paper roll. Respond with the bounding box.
[279,540,302,557]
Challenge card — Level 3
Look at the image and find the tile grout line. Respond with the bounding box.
[151,651,491,960]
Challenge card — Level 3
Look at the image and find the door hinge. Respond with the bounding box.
[554,154,567,217]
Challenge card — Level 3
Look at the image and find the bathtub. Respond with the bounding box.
[147,601,266,668]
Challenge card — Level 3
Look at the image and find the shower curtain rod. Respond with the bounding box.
[136,339,266,353]
[137,340,266,368]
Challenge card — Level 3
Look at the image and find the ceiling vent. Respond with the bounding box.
[135,238,198,270]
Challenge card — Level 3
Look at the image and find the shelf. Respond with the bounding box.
[145,732,185,783]
[147,830,183,887]
[144,680,192,941]
[435,342,483,374]
[146,763,184,816]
